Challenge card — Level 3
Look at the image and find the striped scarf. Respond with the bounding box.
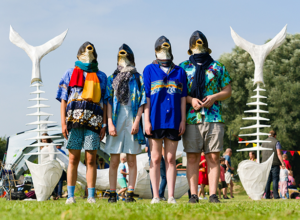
[69,61,101,103]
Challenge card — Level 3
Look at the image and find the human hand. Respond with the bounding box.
[99,127,106,140]
[145,120,152,136]
[202,95,217,108]
[192,98,204,111]
[131,121,139,135]
[108,122,117,137]
[178,120,186,136]
[62,123,69,140]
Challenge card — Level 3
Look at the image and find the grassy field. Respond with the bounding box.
[0,193,300,220]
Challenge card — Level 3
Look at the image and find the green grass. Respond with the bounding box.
[0,195,300,220]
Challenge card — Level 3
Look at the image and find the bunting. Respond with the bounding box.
[253,143,257,147]
[290,151,295,156]
[298,151,300,156]
[283,150,287,154]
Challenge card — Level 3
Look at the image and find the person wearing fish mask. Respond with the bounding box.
[143,36,187,204]
[179,31,232,203]
[56,42,107,204]
[105,44,146,203]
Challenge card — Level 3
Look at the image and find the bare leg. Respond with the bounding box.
[201,184,206,198]
[67,149,81,186]
[127,154,137,189]
[223,187,228,197]
[149,139,163,198]
[85,150,97,188]
[205,152,220,196]
[164,138,178,198]
[198,185,202,198]
[109,154,120,190]
[230,179,234,197]
[186,153,201,196]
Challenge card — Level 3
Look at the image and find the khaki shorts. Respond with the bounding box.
[182,122,225,154]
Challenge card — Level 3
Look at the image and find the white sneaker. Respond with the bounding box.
[65,197,76,204]
[203,197,208,200]
[199,196,204,200]
[151,197,160,204]
[168,197,177,204]
[87,197,96,203]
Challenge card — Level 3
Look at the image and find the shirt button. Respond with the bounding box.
[167,110,169,112]
[167,98,169,100]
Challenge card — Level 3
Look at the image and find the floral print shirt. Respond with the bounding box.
[179,60,232,124]
[56,68,107,133]
[105,73,147,144]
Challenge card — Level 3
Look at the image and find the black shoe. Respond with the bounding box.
[108,192,117,203]
[209,194,221,203]
[126,192,136,203]
[223,195,230,199]
[188,194,199,203]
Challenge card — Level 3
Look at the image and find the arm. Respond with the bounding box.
[277,149,285,168]
[187,96,204,110]
[100,104,107,140]
[145,146,149,153]
[203,84,232,108]
[178,97,186,136]
[107,102,117,136]
[225,159,234,171]
[61,100,68,140]
[120,170,129,175]
[131,105,144,135]
[144,98,152,135]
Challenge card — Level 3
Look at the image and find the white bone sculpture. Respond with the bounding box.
[231,26,287,200]
[230,25,287,85]
[9,26,68,84]
[10,26,68,201]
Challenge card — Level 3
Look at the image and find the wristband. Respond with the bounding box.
[102,123,107,128]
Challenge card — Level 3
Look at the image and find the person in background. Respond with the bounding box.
[262,130,286,199]
[55,145,67,198]
[198,151,208,200]
[283,154,292,170]
[117,154,129,200]
[288,170,297,190]
[218,157,229,199]
[98,157,109,169]
[249,151,257,163]
[279,162,289,199]
[224,148,234,198]
[145,138,167,201]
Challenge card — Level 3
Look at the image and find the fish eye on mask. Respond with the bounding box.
[196,40,203,45]
[87,45,93,51]
[119,50,127,55]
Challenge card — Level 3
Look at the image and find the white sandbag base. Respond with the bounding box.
[26,160,62,201]
[237,153,274,200]
[56,152,189,199]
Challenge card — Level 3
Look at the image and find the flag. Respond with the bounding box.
[246,142,249,146]
[253,143,257,147]
[298,151,300,156]
[238,137,244,142]
[283,150,287,154]
[290,151,295,156]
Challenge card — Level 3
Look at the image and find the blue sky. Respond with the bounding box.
[0,0,298,150]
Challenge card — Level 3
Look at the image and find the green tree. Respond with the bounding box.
[218,34,300,184]
[0,136,7,161]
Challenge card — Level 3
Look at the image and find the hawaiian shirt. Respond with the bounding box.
[179,60,232,124]
[56,68,107,133]
[105,73,146,144]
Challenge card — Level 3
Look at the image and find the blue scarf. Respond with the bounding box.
[75,60,98,73]
[189,53,214,101]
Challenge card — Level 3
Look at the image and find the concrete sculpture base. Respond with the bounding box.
[26,160,62,201]
[237,153,274,200]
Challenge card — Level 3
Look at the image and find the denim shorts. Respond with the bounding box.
[65,127,100,150]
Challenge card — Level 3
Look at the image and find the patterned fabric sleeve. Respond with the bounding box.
[99,72,108,105]
[139,75,147,107]
[276,141,282,150]
[104,75,114,106]
[143,66,151,98]
[180,68,188,97]
[219,64,232,88]
[56,68,72,102]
